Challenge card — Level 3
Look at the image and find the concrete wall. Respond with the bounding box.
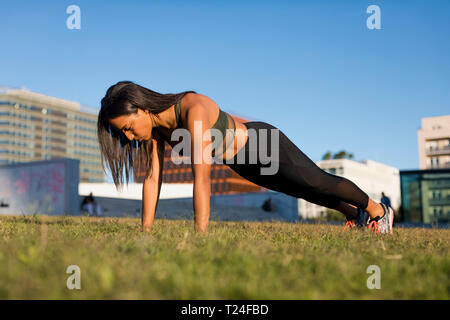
[0,158,80,215]
[79,182,193,200]
[210,191,299,222]
[79,190,300,223]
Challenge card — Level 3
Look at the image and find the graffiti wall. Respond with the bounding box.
[0,158,80,215]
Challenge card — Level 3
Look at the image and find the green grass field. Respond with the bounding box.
[0,215,448,299]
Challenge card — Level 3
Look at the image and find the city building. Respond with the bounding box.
[400,169,449,224]
[298,159,400,219]
[417,115,450,169]
[0,86,104,182]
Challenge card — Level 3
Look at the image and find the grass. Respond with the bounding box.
[0,214,448,299]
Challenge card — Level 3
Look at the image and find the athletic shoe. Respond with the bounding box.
[343,219,355,230]
[367,203,394,234]
[343,208,368,231]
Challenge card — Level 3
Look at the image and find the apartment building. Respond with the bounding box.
[418,115,450,169]
[0,86,104,182]
[298,158,400,219]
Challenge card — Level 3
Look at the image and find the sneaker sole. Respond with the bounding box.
[388,207,394,234]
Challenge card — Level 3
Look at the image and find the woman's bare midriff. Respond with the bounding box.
[155,93,249,161]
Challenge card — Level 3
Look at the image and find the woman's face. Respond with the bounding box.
[109,108,152,142]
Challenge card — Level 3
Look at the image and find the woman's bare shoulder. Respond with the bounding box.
[183,92,218,108]
[183,93,221,126]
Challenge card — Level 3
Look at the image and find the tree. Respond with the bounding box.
[322,150,355,160]
[322,151,332,160]
[333,150,348,159]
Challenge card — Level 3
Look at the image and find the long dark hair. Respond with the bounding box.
[97,80,196,191]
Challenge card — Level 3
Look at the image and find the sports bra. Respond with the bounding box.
[174,97,236,158]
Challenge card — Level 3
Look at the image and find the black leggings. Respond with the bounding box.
[225,121,369,210]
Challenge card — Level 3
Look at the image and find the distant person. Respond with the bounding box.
[98,81,394,234]
[81,192,103,216]
[381,192,391,208]
[262,198,275,212]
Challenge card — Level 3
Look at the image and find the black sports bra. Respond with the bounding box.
[174,97,236,158]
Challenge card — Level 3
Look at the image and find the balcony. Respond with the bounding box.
[428,197,450,206]
[427,180,450,190]
[426,145,450,156]
[426,162,450,170]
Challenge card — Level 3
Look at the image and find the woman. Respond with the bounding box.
[97,81,394,234]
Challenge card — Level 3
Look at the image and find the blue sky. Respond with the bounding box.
[1,0,449,175]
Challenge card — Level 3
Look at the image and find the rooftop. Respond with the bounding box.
[0,85,98,115]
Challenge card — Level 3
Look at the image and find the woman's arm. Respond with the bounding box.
[186,104,212,233]
[141,137,165,232]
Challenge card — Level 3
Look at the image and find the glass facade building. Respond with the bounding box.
[400,169,450,224]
